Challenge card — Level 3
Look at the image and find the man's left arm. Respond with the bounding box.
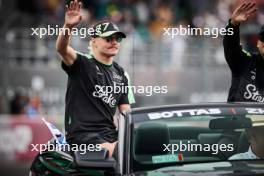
[118,71,135,114]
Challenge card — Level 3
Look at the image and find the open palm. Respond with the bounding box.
[231,2,257,25]
[65,0,82,28]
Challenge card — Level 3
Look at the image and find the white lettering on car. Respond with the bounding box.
[148,108,222,120]
[245,108,264,114]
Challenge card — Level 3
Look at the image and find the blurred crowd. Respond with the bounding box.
[14,0,264,40]
[9,0,264,67]
[1,0,264,114]
[9,91,42,117]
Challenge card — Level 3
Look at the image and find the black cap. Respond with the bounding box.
[91,21,126,38]
[259,25,264,42]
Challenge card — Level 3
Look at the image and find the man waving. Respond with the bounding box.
[56,0,134,157]
[224,2,264,102]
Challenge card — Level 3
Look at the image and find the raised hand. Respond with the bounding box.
[231,2,257,26]
[65,0,82,28]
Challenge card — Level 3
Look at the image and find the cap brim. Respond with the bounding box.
[259,35,264,42]
[99,31,126,38]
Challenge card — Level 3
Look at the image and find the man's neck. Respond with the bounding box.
[93,52,113,65]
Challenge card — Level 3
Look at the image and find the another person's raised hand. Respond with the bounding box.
[231,2,257,26]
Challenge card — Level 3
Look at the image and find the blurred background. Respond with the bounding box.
[0,0,264,175]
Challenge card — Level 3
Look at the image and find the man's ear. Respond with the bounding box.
[91,38,95,43]
[257,40,261,48]
[91,38,97,48]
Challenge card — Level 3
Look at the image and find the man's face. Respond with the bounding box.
[92,34,123,57]
[257,40,264,58]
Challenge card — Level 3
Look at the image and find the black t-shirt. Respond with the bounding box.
[224,21,264,102]
[62,53,130,143]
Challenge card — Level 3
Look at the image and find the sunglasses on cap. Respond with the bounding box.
[102,35,123,43]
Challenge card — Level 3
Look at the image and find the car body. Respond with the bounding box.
[30,103,264,176]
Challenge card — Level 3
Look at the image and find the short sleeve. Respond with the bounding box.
[61,53,82,75]
[61,52,93,75]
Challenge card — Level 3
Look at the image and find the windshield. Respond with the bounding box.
[130,107,264,172]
